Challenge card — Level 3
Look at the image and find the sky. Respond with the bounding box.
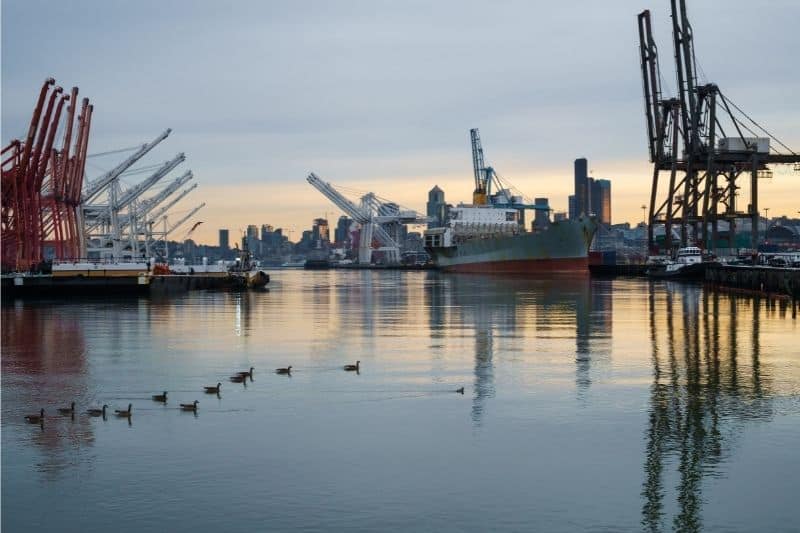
[3,0,799,246]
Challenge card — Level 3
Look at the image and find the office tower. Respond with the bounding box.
[219,229,229,250]
[426,185,447,228]
[533,198,550,230]
[573,158,588,218]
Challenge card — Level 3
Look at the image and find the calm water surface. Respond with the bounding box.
[2,271,799,532]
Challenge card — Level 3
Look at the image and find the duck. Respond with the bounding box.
[25,408,45,424]
[455,387,465,394]
[236,367,254,378]
[152,391,168,402]
[275,366,292,375]
[180,400,199,411]
[344,361,360,372]
[57,401,76,415]
[115,404,132,417]
[87,405,108,417]
[204,382,221,394]
[229,375,247,383]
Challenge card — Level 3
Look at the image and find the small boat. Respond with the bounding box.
[647,246,710,280]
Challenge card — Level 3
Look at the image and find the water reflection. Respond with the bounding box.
[0,303,93,478]
[642,283,774,533]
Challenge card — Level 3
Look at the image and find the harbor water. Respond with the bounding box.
[2,270,799,532]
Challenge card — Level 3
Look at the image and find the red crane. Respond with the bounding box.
[1,77,93,272]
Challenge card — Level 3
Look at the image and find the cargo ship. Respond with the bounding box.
[424,205,597,273]
[423,128,598,274]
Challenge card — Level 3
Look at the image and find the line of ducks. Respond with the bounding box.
[23,361,397,426]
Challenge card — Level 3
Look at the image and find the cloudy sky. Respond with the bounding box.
[3,0,798,245]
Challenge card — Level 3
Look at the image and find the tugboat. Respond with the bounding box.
[647,246,710,280]
[228,248,270,289]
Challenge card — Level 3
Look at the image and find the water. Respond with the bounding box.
[2,271,799,532]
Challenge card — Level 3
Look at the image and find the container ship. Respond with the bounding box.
[424,206,596,273]
[423,128,597,274]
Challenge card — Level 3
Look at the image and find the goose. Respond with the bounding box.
[57,401,76,415]
[180,400,199,411]
[115,404,132,417]
[204,382,221,394]
[275,366,292,375]
[344,361,360,372]
[236,367,254,378]
[152,391,168,402]
[229,375,247,383]
[25,408,45,424]
[455,387,465,394]
[87,405,108,417]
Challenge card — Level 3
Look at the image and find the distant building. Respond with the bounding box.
[426,185,447,228]
[334,216,352,246]
[219,229,229,250]
[573,157,611,224]
[246,225,259,240]
[260,224,274,241]
[573,158,588,218]
[533,198,550,231]
[554,211,568,222]
[591,179,611,225]
[312,218,330,243]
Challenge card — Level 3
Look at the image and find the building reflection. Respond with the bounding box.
[426,274,608,426]
[641,283,774,533]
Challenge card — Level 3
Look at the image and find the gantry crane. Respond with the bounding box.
[637,1,799,254]
[307,173,427,264]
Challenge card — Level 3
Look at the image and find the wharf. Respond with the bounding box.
[1,271,267,299]
[705,264,800,299]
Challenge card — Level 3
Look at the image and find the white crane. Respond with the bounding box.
[82,129,171,204]
[120,170,193,232]
[306,173,427,264]
[145,202,205,259]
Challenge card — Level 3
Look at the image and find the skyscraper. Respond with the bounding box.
[219,229,229,250]
[427,185,446,228]
[568,195,577,220]
[573,158,588,219]
[591,179,612,225]
[334,216,351,246]
[312,218,330,243]
[533,198,550,231]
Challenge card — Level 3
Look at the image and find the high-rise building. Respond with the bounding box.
[312,218,330,243]
[533,198,550,231]
[260,224,274,241]
[246,225,259,240]
[334,216,352,246]
[568,195,577,220]
[591,179,612,225]
[219,229,229,250]
[426,186,447,228]
[573,158,588,219]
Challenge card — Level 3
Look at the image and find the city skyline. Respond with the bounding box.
[3,1,798,246]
